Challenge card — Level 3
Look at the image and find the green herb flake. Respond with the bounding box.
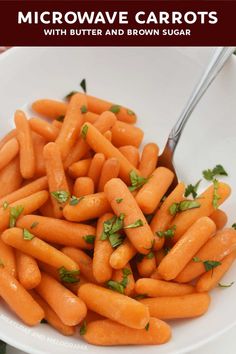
[129,170,148,192]
[0,340,6,354]
[2,201,8,210]
[145,322,150,331]
[108,232,124,248]
[80,79,87,93]
[58,266,80,284]
[134,293,147,300]
[65,91,78,100]
[232,223,236,230]
[56,115,65,122]
[202,164,228,181]
[9,205,24,228]
[101,214,125,248]
[213,179,221,209]
[169,200,200,216]
[81,124,88,139]
[107,280,124,294]
[30,221,39,229]
[127,109,135,116]
[146,251,155,259]
[80,320,87,335]
[120,268,132,288]
[69,195,84,206]
[218,281,234,288]
[116,198,123,204]
[204,260,221,272]
[184,180,201,199]
[23,228,34,241]
[51,190,70,204]
[124,219,143,229]
[109,105,121,114]
[83,235,95,244]
[80,105,88,114]
[156,225,176,239]
[193,256,202,262]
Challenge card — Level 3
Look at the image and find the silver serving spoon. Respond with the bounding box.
[158,47,236,190]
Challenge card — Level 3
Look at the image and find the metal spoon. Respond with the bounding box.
[158,47,236,190]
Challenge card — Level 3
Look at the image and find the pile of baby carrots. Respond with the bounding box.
[0,87,235,346]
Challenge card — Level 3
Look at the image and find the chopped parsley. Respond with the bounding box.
[30,221,39,229]
[184,180,201,199]
[9,205,24,228]
[51,190,70,204]
[83,235,95,244]
[169,200,200,216]
[107,268,131,294]
[193,257,221,272]
[81,124,88,139]
[232,223,236,230]
[146,251,155,259]
[127,109,135,116]
[109,105,121,114]
[80,79,87,93]
[213,178,221,209]
[134,293,147,300]
[2,201,8,210]
[58,266,80,283]
[124,219,143,229]
[116,198,123,204]
[80,105,88,114]
[101,214,125,248]
[202,164,228,181]
[129,170,148,192]
[69,195,84,206]
[156,225,176,239]
[80,320,87,335]
[145,322,150,331]
[23,228,34,241]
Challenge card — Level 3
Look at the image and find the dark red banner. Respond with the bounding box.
[0,1,235,46]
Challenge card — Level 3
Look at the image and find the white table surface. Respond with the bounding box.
[3,46,236,354]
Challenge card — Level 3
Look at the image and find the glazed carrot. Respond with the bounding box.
[0,129,17,150]
[31,99,67,120]
[32,132,46,177]
[17,215,95,250]
[104,178,154,254]
[111,121,143,148]
[135,278,194,297]
[93,213,113,283]
[30,290,75,336]
[111,263,135,296]
[36,272,87,326]
[196,252,236,292]
[63,192,111,222]
[171,182,231,242]
[176,228,236,283]
[0,238,16,277]
[62,247,96,283]
[83,317,171,345]
[29,118,59,142]
[85,94,137,124]
[0,266,44,326]
[0,176,47,207]
[137,254,157,277]
[2,228,79,271]
[43,142,69,219]
[150,182,185,251]
[14,110,35,179]
[119,146,140,168]
[139,143,159,178]
[73,177,94,197]
[16,251,41,289]
[81,123,139,183]
[84,112,99,124]
[0,157,22,198]
[98,158,120,192]
[0,190,49,233]
[79,283,149,329]
[88,153,106,189]
[39,199,55,218]
[0,138,19,171]
[68,159,92,179]
[210,209,228,230]
[104,130,112,141]
[140,293,210,319]
[55,93,86,160]
[135,167,174,214]
[109,239,136,269]
[158,217,216,280]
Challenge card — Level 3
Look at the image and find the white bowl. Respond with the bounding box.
[0,47,236,354]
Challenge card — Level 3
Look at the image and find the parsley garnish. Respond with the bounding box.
[129,170,148,192]
[2,201,8,210]
[108,233,124,248]
[156,225,176,239]
[56,115,65,122]
[51,190,70,204]
[169,200,200,216]
[80,105,88,114]
[213,179,221,209]
[101,214,125,248]
[107,280,124,294]
[58,267,80,283]
[134,293,147,300]
[80,79,87,93]
[192,257,221,272]
[109,105,121,114]
[124,219,143,229]
[69,195,84,206]
[120,268,131,288]
[9,205,24,228]
[81,124,88,139]
[127,109,135,116]
[184,180,201,199]
[232,223,236,230]
[80,320,87,335]
[0,340,6,354]
[116,198,123,204]
[65,91,78,100]
[202,164,228,181]
[145,322,150,331]
[30,221,39,229]
[146,251,155,259]
[83,235,95,244]
[218,282,234,288]
[23,228,34,241]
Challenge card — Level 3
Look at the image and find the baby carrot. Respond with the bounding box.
[17,215,95,250]
[140,293,210,319]
[32,132,46,177]
[137,254,157,277]
[0,138,19,171]
[88,153,106,189]
[135,278,194,297]
[0,266,44,326]
[111,263,135,296]
[43,142,69,219]
[150,182,185,251]
[83,317,171,345]
[84,112,99,124]
[81,122,139,184]
[14,110,35,179]
[0,238,16,277]
[2,227,79,271]
[0,129,17,150]
[68,158,92,179]
[0,157,22,198]
[93,213,113,283]
[111,121,143,148]
[63,192,111,222]
[98,158,120,192]
[30,290,75,336]
[139,143,159,178]
[109,239,136,269]
[73,177,94,197]
[135,167,174,214]
[31,99,67,120]
[55,93,86,160]
[29,118,59,141]
[158,217,216,280]
[119,146,140,168]
[176,228,236,283]
[79,283,150,329]
[104,178,154,254]
[36,272,87,326]
[210,209,228,230]
[196,252,236,292]
[171,182,231,242]
[16,251,41,289]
